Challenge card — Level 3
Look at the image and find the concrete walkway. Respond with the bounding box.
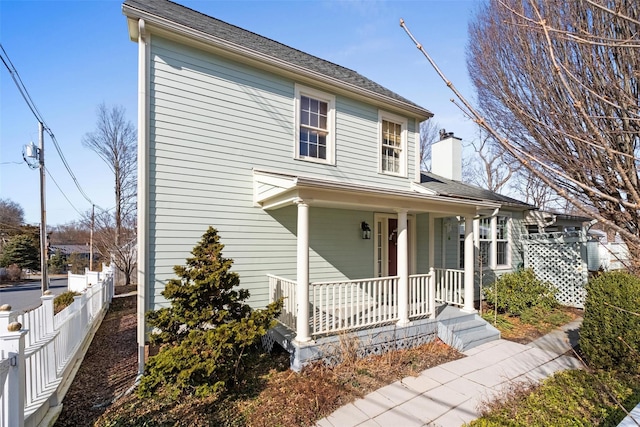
[316,319,583,427]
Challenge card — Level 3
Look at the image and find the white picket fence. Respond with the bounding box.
[0,269,114,427]
[67,263,111,293]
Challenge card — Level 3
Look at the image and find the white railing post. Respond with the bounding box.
[1,322,27,427]
[41,292,55,335]
[0,305,15,333]
[429,267,436,317]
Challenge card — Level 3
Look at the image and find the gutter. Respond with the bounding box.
[136,17,150,377]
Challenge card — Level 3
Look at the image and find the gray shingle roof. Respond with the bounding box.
[420,172,534,209]
[122,0,431,117]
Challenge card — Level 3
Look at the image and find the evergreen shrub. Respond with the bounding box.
[54,291,80,314]
[484,268,557,316]
[581,271,640,374]
[139,226,283,398]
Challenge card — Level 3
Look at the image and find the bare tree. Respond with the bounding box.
[91,208,136,285]
[49,221,91,245]
[82,104,137,283]
[511,168,568,211]
[401,1,640,267]
[0,199,24,234]
[459,1,640,267]
[464,130,516,193]
[419,119,440,171]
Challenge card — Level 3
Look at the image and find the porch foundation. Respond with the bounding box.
[265,318,439,372]
[263,305,500,371]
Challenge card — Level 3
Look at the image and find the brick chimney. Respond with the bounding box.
[431,129,462,181]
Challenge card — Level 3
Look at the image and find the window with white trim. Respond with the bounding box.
[295,85,335,164]
[478,217,491,268]
[496,215,509,266]
[379,111,407,176]
[457,215,511,269]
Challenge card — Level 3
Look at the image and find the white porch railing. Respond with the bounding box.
[268,275,297,331]
[434,268,464,307]
[268,270,437,337]
[0,269,114,427]
[311,276,400,336]
[409,272,436,318]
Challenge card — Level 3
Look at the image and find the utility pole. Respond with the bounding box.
[89,204,94,271]
[38,121,48,293]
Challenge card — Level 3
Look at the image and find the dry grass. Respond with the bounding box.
[97,338,461,427]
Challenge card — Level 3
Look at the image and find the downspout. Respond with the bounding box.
[136,18,150,378]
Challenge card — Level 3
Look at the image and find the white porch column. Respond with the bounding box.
[295,199,311,342]
[397,209,410,325]
[463,216,476,313]
[427,214,435,268]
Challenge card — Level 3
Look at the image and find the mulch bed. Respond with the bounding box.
[54,290,137,426]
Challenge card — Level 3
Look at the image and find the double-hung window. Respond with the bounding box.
[379,111,407,176]
[478,217,491,268]
[496,216,509,267]
[457,215,511,269]
[295,85,335,164]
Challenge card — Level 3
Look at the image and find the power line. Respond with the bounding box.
[0,43,95,208]
[45,166,84,217]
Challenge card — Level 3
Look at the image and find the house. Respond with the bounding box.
[123,0,542,371]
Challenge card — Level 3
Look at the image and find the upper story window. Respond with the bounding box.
[295,85,335,164]
[379,111,407,176]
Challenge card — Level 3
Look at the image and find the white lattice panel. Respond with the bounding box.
[523,235,587,308]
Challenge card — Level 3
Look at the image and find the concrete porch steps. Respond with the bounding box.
[437,305,501,351]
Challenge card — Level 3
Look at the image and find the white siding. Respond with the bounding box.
[147,37,420,308]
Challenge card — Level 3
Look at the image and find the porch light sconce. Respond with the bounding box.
[361,222,372,239]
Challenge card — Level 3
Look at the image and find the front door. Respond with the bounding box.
[388,218,398,276]
[375,215,412,277]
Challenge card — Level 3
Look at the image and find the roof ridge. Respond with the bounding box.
[122,0,431,117]
[158,0,364,77]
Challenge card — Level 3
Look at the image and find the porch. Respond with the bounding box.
[265,268,500,370]
[268,268,466,338]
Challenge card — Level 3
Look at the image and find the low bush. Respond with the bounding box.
[484,269,557,316]
[54,291,80,314]
[581,271,640,374]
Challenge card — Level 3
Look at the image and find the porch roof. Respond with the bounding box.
[253,169,500,216]
[419,172,535,210]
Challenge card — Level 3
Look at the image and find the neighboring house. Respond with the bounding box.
[123,0,559,371]
[49,244,99,270]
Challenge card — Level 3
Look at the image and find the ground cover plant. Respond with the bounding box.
[481,269,575,342]
[467,369,640,427]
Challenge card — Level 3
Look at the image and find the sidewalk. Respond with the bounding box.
[316,319,583,427]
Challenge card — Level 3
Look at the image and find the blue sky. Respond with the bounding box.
[1,0,481,227]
